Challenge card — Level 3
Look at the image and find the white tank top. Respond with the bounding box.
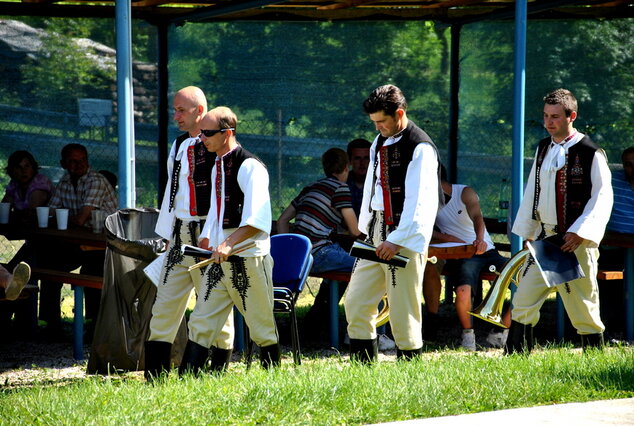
[435,184,495,251]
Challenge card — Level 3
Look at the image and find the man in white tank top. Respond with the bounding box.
[427,165,508,350]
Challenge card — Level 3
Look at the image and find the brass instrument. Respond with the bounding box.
[469,249,529,328]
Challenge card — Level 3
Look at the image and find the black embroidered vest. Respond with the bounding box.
[533,135,598,233]
[371,121,441,228]
[168,133,213,217]
[213,146,263,229]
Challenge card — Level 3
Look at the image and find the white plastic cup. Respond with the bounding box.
[91,209,105,233]
[36,206,50,228]
[0,202,10,224]
[56,208,69,230]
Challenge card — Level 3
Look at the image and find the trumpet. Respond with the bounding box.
[469,249,529,328]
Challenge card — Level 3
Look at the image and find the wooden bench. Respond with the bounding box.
[29,267,103,360]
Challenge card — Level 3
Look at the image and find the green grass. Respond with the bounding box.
[1,347,633,424]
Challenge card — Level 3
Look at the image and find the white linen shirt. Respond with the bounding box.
[358,134,438,254]
[198,153,272,257]
[512,136,613,247]
[155,135,205,240]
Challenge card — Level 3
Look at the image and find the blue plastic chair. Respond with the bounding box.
[245,233,313,366]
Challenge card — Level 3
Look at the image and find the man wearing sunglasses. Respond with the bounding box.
[185,107,281,369]
[145,87,233,381]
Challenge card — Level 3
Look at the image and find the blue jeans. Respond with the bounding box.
[310,243,355,274]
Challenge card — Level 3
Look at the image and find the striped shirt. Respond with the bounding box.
[49,168,118,228]
[291,177,353,252]
[607,170,634,234]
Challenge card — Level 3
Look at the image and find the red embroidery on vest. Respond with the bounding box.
[187,145,197,216]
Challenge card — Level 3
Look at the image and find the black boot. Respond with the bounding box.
[504,320,533,355]
[260,343,281,369]
[349,338,378,364]
[423,312,440,342]
[397,347,423,360]
[581,333,605,350]
[144,340,172,381]
[209,346,233,372]
[178,340,210,376]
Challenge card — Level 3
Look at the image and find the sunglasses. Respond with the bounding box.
[200,128,234,137]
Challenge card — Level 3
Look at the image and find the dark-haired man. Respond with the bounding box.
[346,138,371,217]
[507,88,613,354]
[39,143,117,334]
[278,147,361,341]
[344,84,442,362]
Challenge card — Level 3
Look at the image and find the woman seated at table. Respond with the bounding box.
[2,150,54,225]
[1,151,52,335]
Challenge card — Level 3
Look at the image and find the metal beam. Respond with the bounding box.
[116,0,136,208]
[168,0,288,24]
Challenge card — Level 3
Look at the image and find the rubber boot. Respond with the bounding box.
[504,320,534,355]
[349,338,378,364]
[208,346,233,372]
[260,343,281,369]
[581,333,605,350]
[144,340,172,381]
[178,340,210,376]
[396,347,423,360]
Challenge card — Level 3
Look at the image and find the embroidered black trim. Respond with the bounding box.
[366,211,377,246]
[163,219,184,285]
[231,258,250,311]
[204,264,224,301]
[389,265,397,287]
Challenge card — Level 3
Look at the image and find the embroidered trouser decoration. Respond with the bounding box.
[232,258,250,311]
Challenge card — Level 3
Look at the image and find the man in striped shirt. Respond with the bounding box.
[277,148,361,336]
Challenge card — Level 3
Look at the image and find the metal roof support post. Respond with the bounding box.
[511,0,527,254]
[156,22,170,205]
[447,23,461,183]
[116,0,136,208]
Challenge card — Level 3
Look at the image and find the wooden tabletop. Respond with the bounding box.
[0,223,106,249]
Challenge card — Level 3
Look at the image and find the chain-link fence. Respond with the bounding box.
[2,17,633,261]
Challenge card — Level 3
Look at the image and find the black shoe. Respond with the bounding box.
[208,346,233,372]
[504,320,533,355]
[144,340,172,381]
[396,347,423,360]
[260,343,281,369]
[349,338,378,364]
[178,340,210,376]
[581,333,605,350]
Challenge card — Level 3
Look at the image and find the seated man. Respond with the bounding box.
[0,262,31,301]
[277,147,361,338]
[346,138,371,218]
[425,165,508,350]
[38,143,118,335]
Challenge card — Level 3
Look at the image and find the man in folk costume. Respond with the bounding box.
[344,85,442,362]
[508,88,613,354]
[186,107,280,370]
[145,87,233,380]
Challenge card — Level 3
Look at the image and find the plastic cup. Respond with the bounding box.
[91,210,105,233]
[0,202,10,224]
[36,206,50,228]
[56,208,69,230]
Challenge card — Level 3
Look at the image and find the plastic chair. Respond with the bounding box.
[245,233,313,366]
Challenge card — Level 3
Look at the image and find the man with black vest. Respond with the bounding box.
[507,88,613,354]
[144,87,233,380]
[186,107,280,370]
[344,84,442,362]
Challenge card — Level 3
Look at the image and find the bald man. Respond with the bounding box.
[145,87,233,380]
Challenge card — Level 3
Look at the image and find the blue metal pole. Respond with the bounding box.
[511,0,527,255]
[116,0,135,208]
